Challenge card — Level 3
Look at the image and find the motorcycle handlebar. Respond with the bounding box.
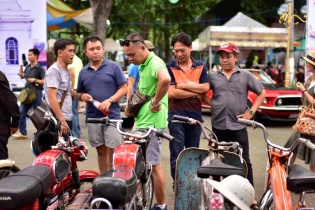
[70,137,84,150]
[87,117,176,141]
[237,118,315,152]
[172,115,241,150]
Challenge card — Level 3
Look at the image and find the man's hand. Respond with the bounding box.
[98,100,111,114]
[237,111,253,120]
[60,119,70,136]
[80,93,92,102]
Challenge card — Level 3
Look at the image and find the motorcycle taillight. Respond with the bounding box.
[209,193,224,210]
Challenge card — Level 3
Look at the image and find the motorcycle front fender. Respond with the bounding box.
[174,148,209,210]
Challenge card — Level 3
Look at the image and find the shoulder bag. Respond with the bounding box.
[125,89,151,117]
[292,104,315,136]
[18,85,36,104]
[27,89,68,131]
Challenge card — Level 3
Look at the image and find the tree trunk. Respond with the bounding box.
[90,0,113,45]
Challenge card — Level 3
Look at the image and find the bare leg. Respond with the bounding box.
[152,163,166,204]
[96,145,108,174]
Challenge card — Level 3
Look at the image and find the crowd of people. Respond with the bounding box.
[1,32,315,210]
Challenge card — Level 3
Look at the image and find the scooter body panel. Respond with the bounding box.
[174,148,208,210]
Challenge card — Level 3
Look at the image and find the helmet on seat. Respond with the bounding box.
[31,130,58,156]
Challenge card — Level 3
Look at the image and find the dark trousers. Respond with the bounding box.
[0,135,9,159]
[212,127,254,186]
[169,122,202,180]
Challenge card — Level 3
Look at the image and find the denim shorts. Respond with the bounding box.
[145,128,166,165]
[87,123,121,148]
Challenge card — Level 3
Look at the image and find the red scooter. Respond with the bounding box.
[0,111,99,210]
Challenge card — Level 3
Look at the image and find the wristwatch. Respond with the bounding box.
[249,110,255,115]
[108,97,114,103]
[34,79,38,84]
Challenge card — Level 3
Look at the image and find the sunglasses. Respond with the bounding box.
[119,40,144,47]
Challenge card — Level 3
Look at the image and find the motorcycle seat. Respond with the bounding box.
[197,158,245,179]
[287,164,315,194]
[0,165,53,209]
[93,164,137,207]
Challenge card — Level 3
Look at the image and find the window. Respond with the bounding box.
[6,38,19,65]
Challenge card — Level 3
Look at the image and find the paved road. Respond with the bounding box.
[7,112,315,209]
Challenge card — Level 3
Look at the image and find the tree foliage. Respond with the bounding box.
[60,0,272,61]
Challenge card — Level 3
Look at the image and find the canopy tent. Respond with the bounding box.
[198,12,288,50]
[47,0,93,31]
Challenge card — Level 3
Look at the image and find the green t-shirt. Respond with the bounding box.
[135,52,168,129]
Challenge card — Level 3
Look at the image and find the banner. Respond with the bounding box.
[0,0,47,89]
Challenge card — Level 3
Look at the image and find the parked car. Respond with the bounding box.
[203,69,302,121]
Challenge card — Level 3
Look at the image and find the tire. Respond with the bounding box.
[0,165,20,180]
[57,178,94,210]
[137,175,154,210]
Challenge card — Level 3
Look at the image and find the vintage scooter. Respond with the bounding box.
[173,115,247,210]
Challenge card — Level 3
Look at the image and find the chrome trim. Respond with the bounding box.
[259,105,300,111]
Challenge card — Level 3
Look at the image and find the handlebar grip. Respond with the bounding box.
[157,131,176,141]
[228,142,239,153]
[172,115,191,123]
[73,139,84,150]
[87,118,107,124]
[305,139,315,151]
[237,118,254,126]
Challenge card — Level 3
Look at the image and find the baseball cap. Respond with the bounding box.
[216,42,239,54]
[144,40,155,50]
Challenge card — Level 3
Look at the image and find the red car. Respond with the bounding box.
[203,69,302,121]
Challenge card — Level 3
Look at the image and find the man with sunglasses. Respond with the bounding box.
[122,33,171,210]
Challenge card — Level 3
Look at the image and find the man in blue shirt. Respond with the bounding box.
[76,35,127,174]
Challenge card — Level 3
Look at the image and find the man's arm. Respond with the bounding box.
[175,82,210,94]
[47,87,69,133]
[239,89,266,120]
[168,85,199,99]
[18,64,25,78]
[152,68,171,105]
[98,82,128,113]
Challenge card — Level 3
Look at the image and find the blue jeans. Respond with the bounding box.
[19,95,42,135]
[212,127,254,186]
[71,97,81,138]
[168,122,202,180]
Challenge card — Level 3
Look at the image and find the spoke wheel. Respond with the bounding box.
[137,175,154,210]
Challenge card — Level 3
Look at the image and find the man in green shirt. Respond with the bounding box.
[122,33,171,210]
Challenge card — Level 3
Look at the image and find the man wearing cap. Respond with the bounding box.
[209,42,266,189]
[166,32,210,184]
[127,40,155,100]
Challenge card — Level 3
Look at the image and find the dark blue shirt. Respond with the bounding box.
[77,59,127,120]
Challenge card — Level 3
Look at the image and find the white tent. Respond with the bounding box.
[104,38,122,52]
[198,12,287,50]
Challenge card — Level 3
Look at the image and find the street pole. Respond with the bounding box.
[284,1,294,88]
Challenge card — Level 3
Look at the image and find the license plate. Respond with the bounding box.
[289,114,298,118]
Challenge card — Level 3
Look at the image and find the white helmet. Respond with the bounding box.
[207,175,255,210]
